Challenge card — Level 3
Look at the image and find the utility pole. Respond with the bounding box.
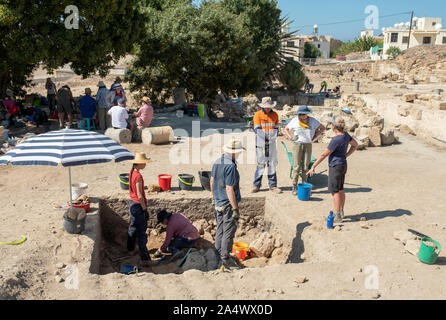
[407,11,414,50]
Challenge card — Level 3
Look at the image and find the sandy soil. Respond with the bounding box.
[1,65,446,300]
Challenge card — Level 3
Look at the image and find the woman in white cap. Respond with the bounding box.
[127,152,154,267]
[308,116,358,223]
[284,105,326,195]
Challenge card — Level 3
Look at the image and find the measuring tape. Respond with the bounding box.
[0,235,27,245]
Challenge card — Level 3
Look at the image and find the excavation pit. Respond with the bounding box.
[90,197,290,275]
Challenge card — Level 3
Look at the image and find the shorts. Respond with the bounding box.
[328,164,347,194]
[57,102,72,114]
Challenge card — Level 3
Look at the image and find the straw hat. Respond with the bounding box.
[142,96,150,103]
[223,138,246,154]
[129,152,153,164]
[97,81,105,87]
[259,97,277,109]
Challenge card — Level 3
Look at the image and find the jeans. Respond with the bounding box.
[127,201,150,261]
[168,237,197,255]
[214,204,237,261]
[97,107,111,131]
[47,94,56,113]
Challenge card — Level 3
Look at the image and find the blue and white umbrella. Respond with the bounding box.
[0,129,134,206]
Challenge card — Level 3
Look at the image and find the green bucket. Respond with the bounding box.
[418,237,442,265]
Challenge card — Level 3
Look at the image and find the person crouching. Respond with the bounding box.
[154,210,200,257]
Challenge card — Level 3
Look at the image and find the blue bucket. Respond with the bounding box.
[298,183,312,201]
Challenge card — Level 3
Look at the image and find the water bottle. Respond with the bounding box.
[327,211,334,229]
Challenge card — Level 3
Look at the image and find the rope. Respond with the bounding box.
[0,235,27,245]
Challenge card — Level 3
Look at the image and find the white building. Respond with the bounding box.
[382,17,446,59]
[361,29,375,38]
[305,35,332,59]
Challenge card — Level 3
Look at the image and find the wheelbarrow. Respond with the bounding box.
[281,141,316,182]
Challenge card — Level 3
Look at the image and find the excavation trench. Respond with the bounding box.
[90,197,290,275]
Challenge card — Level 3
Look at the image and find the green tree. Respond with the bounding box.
[0,1,144,98]
[304,42,321,59]
[280,59,305,92]
[127,1,259,104]
[386,46,402,59]
[334,36,379,56]
[330,39,343,58]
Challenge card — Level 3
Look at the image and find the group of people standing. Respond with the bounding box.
[252,96,358,223]
[46,77,153,132]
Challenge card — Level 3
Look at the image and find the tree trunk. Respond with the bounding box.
[0,71,10,99]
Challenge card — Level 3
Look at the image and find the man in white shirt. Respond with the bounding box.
[284,105,325,195]
[107,98,129,129]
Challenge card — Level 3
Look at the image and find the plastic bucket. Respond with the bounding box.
[158,174,172,191]
[232,242,249,261]
[69,203,90,213]
[118,174,129,190]
[63,216,86,234]
[418,237,442,264]
[298,183,312,201]
[71,182,88,199]
[178,174,195,191]
[198,171,211,191]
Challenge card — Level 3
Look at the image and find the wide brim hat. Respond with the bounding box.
[223,138,246,154]
[97,81,105,87]
[296,105,313,115]
[156,210,172,225]
[142,96,150,103]
[128,152,153,164]
[259,97,277,109]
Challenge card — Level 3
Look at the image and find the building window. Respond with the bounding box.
[423,37,432,45]
[287,41,295,47]
[318,44,321,48]
[443,37,446,44]
[391,33,399,43]
[402,36,409,44]
[433,22,437,26]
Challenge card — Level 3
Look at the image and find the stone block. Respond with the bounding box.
[380,128,395,145]
[368,126,382,147]
[403,93,418,103]
[250,232,276,258]
[410,109,422,120]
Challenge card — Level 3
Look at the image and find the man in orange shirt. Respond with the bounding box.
[252,97,282,194]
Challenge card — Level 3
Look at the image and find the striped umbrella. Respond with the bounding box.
[0,128,134,206]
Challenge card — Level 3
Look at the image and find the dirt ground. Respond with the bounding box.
[1,65,446,300]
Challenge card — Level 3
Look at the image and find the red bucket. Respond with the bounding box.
[158,174,172,191]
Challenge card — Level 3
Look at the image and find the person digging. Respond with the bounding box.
[153,210,200,259]
[307,116,358,223]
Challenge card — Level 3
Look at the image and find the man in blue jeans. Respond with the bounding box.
[154,210,200,256]
[210,138,245,269]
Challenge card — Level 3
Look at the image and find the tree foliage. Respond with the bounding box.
[304,42,321,59]
[386,46,402,60]
[127,0,285,104]
[280,59,305,92]
[0,0,144,98]
[334,36,380,56]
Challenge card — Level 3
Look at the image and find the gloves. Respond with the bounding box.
[232,208,240,220]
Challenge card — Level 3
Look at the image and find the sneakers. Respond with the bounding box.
[222,257,240,270]
[270,187,282,194]
[292,184,297,196]
[251,186,260,193]
[333,212,343,223]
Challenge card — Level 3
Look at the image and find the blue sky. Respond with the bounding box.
[278,0,446,41]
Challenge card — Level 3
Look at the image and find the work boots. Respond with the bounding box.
[292,184,297,196]
[270,187,282,194]
[251,186,260,193]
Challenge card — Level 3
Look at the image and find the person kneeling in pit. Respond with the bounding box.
[154,210,200,258]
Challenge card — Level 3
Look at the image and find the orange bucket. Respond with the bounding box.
[232,242,249,261]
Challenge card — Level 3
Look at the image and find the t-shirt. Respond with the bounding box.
[286,117,321,143]
[79,95,96,118]
[211,154,241,207]
[327,132,353,167]
[129,170,147,205]
[108,105,128,128]
[135,103,154,127]
[160,213,200,252]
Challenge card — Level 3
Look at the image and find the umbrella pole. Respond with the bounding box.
[68,167,73,208]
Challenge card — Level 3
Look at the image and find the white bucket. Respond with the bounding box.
[176,110,184,118]
[71,182,88,200]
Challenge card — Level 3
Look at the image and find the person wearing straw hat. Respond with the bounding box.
[127,152,154,267]
[307,116,358,223]
[210,138,245,269]
[129,96,154,138]
[96,80,110,131]
[252,97,282,194]
[284,105,326,195]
